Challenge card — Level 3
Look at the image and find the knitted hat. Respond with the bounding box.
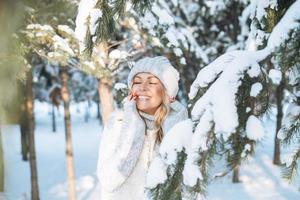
[127,56,180,98]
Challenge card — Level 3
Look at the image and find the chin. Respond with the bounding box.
[137,105,149,111]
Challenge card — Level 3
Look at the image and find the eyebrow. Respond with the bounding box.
[134,75,158,80]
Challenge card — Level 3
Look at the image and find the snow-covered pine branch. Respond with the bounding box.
[136,0,209,65]
[25,24,76,66]
[145,119,194,200]
[184,49,268,196]
[184,0,300,195]
[271,1,300,183]
[144,1,300,198]
[75,0,152,54]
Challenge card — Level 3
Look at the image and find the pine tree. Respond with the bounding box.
[275,27,300,185]
[60,67,77,200]
[0,0,32,195]
[145,1,300,198]
[26,69,40,200]
[81,0,153,55]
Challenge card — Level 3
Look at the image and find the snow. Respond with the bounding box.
[108,49,128,59]
[182,112,213,187]
[57,25,76,38]
[159,119,193,165]
[27,24,54,32]
[269,69,282,85]
[281,103,300,130]
[241,144,252,158]
[133,1,209,62]
[189,50,269,141]
[2,101,101,200]
[152,4,174,26]
[246,115,264,141]
[75,0,98,52]
[165,27,180,47]
[254,0,277,22]
[206,116,300,200]
[282,152,295,167]
[2,102,300,199]
[52,35,75,56]
[89,9,102,35]
[145,157,167,189]
[247,62,261,78]
[174,48,183,57]
[250,82,263,97]
[206,0,226,15]
[140,11,157,32]
[180,57,186,65]
[288,67,299,85]
[114,82,127,90]
[83,61,96,70]
[267,0,300,51]
[145,119,195,191]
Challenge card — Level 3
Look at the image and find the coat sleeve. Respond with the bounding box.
[96,110,127,192]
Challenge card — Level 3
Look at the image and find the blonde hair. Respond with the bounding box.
[153,90,170,144]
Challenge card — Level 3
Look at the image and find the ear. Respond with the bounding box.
[169,96,175,103]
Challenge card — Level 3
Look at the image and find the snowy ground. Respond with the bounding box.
[1,101,299,200]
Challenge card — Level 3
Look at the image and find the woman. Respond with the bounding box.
[97,56,188,199]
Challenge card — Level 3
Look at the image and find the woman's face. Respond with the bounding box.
[131,72,164,115]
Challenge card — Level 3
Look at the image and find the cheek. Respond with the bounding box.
[131,85,138,91]
[151,87,164,103]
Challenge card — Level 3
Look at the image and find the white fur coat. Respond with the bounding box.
[97,99,188,195]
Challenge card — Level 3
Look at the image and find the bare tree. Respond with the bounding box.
[26,70,40,200]
[60,68,77,200]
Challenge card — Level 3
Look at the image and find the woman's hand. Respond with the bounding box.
[128,90,138,101]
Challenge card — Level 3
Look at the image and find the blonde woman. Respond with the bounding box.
[97,56,188,199]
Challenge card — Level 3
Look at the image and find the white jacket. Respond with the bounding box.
[97,99,188,195]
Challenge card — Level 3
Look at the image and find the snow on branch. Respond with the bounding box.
[183,0,300,190]
[189,49,269,128]
[132,1,209,64]
[267,0,300,51]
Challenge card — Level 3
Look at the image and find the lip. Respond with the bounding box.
[137,95,151,100]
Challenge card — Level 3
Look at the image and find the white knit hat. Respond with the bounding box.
[127,56,180,98]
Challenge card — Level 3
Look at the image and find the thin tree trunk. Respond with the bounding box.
[232,165,240,183]
[20,100,29,161]
[0,124,4,192]
[97,78,113,126]
[94,42,114,126]
[273,78,284,165]
[26,70,40,200]
[60,68,76,200]
[84,99,91,123]
[20,124,29,161]
[96,99,100,119]
[52,104,56,133]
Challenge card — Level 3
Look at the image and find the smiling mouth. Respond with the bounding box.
[138,95,150,100]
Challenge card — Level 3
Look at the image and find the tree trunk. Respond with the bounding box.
[232,165,240,183]
[60,68,77,200]
[26,70,40,200]
[97,78,113,126]
[97,99,100,119]
[52,104,56,133]
[84,99,91,123]
[20,124,29,161]
[273,78,284,165]
[0,125,4,192]
[20,100,29,161]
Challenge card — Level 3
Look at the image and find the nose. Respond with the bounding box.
[138,82,148,92]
